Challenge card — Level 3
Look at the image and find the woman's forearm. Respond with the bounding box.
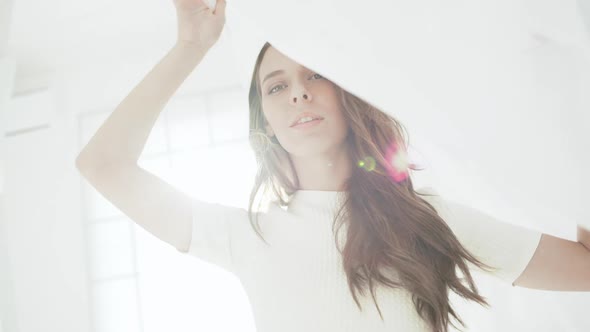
[76,41,209,170]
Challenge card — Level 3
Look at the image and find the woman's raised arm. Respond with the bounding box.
[75,0,226,251]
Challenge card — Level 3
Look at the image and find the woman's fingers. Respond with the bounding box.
[213,0,226,17]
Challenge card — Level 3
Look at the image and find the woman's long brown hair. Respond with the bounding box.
[246,42,498,332]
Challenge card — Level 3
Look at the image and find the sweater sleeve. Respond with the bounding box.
[417,187,543,286]
[181,199,249,275]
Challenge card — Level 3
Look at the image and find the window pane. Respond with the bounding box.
[84,183,124,220]
[137,155,171,177]
[92,278,141,332]
[89,219,135,280]
[142,115,168,156]
[82,89,258,332]
[133,222,256,332]
[208,90,249,143]
[167,141,255,209]
[165,97,210,151]
[80,112,110,148]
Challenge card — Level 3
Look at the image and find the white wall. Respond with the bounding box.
[0,194,18,332]
[1,81,91,332]
[0,51,20,332]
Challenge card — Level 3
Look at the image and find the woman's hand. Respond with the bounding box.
[173,0,227,50]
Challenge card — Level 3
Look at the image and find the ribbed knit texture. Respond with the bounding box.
[185,187,542,332]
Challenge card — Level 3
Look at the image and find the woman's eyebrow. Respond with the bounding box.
[262,70,285,85]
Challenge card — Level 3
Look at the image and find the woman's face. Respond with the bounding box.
[258,46,349,157]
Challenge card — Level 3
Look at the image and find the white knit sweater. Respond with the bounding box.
[183,187,542,332]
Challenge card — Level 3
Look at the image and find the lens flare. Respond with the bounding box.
[357,156,376,172]
[385,142,409,183]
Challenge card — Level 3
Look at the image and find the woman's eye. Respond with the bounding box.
[268,74,323,95]
[268,84,285,95]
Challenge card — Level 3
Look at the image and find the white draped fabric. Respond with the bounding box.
[220,1,590,330]
[224,0,590,231]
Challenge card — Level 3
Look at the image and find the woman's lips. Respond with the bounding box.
[290,118,323,129]
[290,112,324,127]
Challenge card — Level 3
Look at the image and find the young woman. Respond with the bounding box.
[75,1,590,331]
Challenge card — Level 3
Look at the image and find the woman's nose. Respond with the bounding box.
[290,87,312,104]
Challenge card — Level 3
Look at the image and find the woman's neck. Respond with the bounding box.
[289,147,351,191]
